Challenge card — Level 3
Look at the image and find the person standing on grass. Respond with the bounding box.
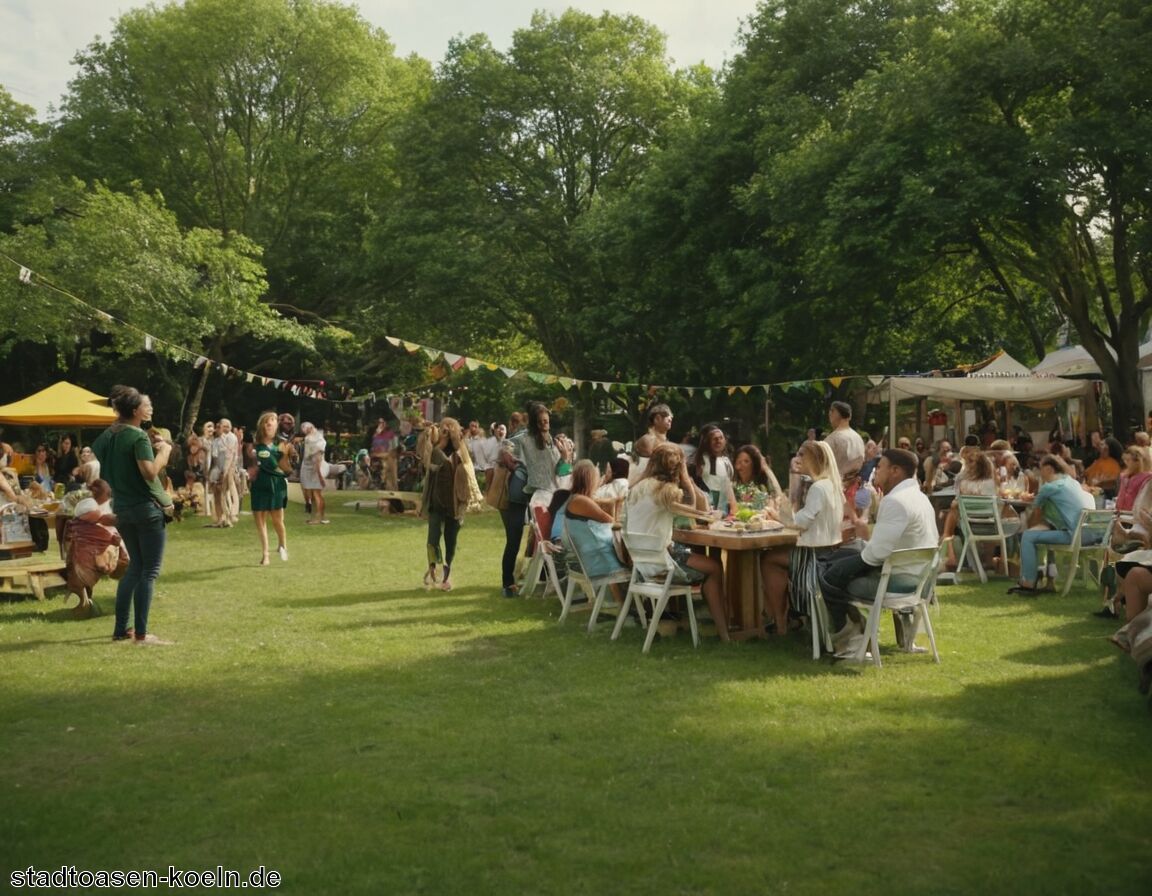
[421,417,471,592]
[822,400,866,535]
[251,411,290,566]
[299,422,329,525]
[631,402,673,481]
[91,385,174,646]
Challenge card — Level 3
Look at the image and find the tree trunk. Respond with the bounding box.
[181,364,211,437]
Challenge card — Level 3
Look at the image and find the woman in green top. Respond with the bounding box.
[251,411,291,566]
[90,385,174,645]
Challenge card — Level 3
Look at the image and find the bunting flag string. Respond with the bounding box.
[2,252,947,406]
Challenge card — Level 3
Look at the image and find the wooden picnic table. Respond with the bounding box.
[673,525,799,640]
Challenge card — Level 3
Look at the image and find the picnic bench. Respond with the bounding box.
[0,556,68,600]
[368,490,422,515]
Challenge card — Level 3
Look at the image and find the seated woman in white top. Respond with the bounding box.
[625,442,730,641]
[761,441,844,636]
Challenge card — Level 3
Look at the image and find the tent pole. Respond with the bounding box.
[889,384,897,448]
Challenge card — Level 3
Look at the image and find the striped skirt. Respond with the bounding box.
[787,545,837,616]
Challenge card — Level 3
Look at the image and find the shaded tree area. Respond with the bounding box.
[0,0,1148,436]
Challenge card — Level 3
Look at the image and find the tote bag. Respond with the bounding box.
[485,464,510,511]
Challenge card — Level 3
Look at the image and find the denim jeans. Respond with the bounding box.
[1020,527,1072,583]
[501,503,528,588]
[114,501,167,637]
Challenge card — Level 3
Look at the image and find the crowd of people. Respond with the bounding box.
[6,386,1152,693]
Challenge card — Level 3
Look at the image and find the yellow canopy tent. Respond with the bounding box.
[0,381,116,427]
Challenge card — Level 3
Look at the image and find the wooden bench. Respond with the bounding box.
[364,490,422,515]
[0,557,68,600]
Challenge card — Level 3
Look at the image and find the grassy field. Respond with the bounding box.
[2,493,1150,895]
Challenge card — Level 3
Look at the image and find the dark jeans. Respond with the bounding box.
[426,511,461,570]
[114,502,167,637]
[501,503,528,588]
[818,545,919,643]
[818,547,879,630]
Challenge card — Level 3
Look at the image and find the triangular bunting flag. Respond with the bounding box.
[386,336,402,347]
[829,376,843,388]
[740,385,752,394]
[501,367,517,378]
[464,358,483,371]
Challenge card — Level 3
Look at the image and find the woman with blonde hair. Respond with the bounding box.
[625,442,730,641]
[299,421,329,525]
[420,417,471,591]
[251,411,290,566]
[761,441,844,636]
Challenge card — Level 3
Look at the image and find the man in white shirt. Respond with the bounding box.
[630,403,673,482]
[465,420,491,486]
[822,401,865,533]
[818,448,938,657]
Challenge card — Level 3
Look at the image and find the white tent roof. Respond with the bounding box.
[878,351,1087,403]
[1032,341,1152,377]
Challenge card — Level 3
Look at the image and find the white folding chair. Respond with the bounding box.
[559,518,631,626]
[848,542,945,666]
[615,531,700,653]
[807,582,834,660]
[520,506,563,600]
[1046,508,1116,596]
[956,495,1021,583]
[788,548,834,659]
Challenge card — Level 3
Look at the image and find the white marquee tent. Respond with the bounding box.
[874,351,1090,441]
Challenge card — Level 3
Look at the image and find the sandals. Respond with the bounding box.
[423,567,438,589]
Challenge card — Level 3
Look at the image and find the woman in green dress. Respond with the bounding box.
[251,411,291,566]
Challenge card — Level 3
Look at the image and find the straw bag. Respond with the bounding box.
[485,464,510,511]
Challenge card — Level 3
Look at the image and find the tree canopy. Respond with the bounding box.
[0,0,1148,436]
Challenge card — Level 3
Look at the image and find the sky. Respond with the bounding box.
[0,0,761,118]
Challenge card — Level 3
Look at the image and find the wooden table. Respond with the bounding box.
[673,525,799,640]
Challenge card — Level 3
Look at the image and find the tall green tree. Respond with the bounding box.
[375,9,701,376]
[0,178,308,429]
[52,0,426,317]
[736,0,1152,433]
[0,87,45,232]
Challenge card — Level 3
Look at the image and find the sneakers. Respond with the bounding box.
[134,633,174,646]
[278,545,288,562]
[831,621,862,653]
[833,631,870,660]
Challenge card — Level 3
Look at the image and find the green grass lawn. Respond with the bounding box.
[2,494,1150,895]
